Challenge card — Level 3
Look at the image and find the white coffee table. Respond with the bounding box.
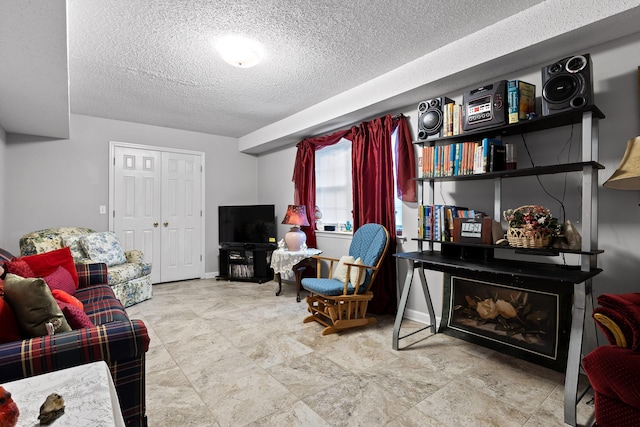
[2,361,125,427]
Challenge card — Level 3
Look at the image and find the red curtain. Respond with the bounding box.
[395,116,417,203]
[292,114,415,313]
[352,115,397,314]
[292,129,352,248]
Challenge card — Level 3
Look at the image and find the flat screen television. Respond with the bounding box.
[218,204,277,247]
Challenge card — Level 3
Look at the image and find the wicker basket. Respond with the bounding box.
[506,227,552,248]
[504,205,554,248]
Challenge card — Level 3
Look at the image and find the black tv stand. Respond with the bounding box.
[217,243,275,283]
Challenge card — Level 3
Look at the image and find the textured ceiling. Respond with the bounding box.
[3,1,640,152]
[66,0,544,138]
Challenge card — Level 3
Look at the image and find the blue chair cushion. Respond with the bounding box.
[348,223,387,287]
[302,278,357,296]
[302,223,388,296]
[349,224,387,264]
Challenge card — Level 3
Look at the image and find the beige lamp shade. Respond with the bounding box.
[603,136,640,190]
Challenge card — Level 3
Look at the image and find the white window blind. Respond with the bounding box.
[315,132,403,234]
[315,138,353,226]
[391,128,403,235]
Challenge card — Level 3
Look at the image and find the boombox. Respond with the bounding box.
[463,80,508,132]
[417,97,454,140]
[541,54,593,116]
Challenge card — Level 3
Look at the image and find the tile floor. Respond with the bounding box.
[125,279,595,427]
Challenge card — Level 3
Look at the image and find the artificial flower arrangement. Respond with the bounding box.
[503,205,562,248]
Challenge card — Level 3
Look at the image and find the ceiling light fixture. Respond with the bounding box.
[215,35,263,68]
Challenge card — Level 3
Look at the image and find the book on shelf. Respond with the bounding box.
[476,137,502,174]
[452,104,461,136]
[473,145,483,174]
[453,143,461,176]
[418,204,434,240]
[419,204,474,241]
[507,80,536,124]
[489,144,506,172]
[442,103,456,136]
[425,205,432,240]
[444,205,466,241]
[460,143,467,175]
[464,141,479,175]
[434,205,443,241]
[420,138,509,178]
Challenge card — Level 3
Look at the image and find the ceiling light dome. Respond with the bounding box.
[215,35,263,68]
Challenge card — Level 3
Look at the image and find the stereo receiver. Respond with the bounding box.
[463,80,508,132]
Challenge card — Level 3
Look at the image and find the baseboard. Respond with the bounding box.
[402,307,441,329]
[204,271,218,279]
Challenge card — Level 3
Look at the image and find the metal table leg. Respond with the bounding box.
[393,259,437,351]
[564,278,592,426]
[418,266,437,335]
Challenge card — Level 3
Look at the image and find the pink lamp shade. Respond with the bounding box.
[281,205,310,251]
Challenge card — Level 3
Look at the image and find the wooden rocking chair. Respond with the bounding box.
[301,223,390,335]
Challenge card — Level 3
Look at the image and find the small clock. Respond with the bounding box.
[453,217,493,245]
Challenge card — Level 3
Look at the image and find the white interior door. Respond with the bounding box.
[113,146,162,283]
[111,142,204,284]
[160,152,202,282]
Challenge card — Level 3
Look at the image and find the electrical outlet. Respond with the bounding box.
[99,205,107,215]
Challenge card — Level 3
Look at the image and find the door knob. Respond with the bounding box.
[153,222,159,228]
[163,222,169,227]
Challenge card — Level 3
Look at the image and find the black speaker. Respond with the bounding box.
[541,54,593,116]
[417,97,454,140]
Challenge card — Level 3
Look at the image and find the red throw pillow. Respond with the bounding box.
[51,289,83,310]
[60,304,94,329]
[20,247,78,288]
[44,266,77,295]
[0,297,22,343]
[5,259,35,278]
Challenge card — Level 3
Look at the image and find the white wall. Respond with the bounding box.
[257,31,640,325]
[256,145,296,239]
[4,114,258,274]
[0,124,6,245]
[255,145,353,277]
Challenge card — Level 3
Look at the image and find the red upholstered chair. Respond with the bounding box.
[582,293,640,427]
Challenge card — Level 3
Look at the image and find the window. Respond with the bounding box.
[391,128,403,235]
[315,133,403,234]
[315,138,353,227]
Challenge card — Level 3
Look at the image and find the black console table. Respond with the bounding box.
[393,250,601,426]
[217,244,275,283]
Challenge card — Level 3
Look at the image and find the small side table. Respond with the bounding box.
[3,361,125,426]
[271,248,322,302]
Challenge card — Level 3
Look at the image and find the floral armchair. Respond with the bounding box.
[19,228,152,307]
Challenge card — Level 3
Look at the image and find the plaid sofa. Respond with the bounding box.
[0,248,150,427]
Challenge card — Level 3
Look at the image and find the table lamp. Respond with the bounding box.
[281,205,310,251]
[603,136,640,190]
